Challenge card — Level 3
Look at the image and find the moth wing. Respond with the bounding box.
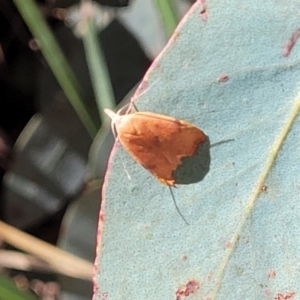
[116,112,206,185]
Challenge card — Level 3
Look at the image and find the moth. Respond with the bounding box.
[105,108,206,186]
[105,107,207,224]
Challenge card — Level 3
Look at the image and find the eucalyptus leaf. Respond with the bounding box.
[94,1,300,299]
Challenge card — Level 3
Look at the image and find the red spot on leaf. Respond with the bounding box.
[268,269,276,278]
[261,185,268,192]
[175,280,199,300]
[173,31,180,42]
[100,211,105,222]
[134,79,149,98]
[283,27,300,57]
[274,292,296,300]
[265,289,272,296]
[218,74,229,82]
[198,0,208,22]
[226,241,232,248]
[100,292,108,300]
[207,272,213,280]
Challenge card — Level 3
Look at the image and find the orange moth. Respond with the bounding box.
[104,108,206,225]
[104,108,206,186]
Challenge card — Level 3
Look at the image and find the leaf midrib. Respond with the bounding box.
[210,91,300,299]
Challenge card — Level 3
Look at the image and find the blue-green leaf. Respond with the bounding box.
[94,1,300,299]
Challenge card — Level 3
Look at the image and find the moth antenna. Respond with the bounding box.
[120,149,132,181]
[104,108,132,180]
[168,186,189,225]
[104,108,119,141]
[116,104,130,115]
[111,121,118,141]
[132,103,139,112]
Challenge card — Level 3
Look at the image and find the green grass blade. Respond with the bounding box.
[13,0,98,137]
[154,0,179,37]
[0,275,37,300]
[80,4,115,122]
